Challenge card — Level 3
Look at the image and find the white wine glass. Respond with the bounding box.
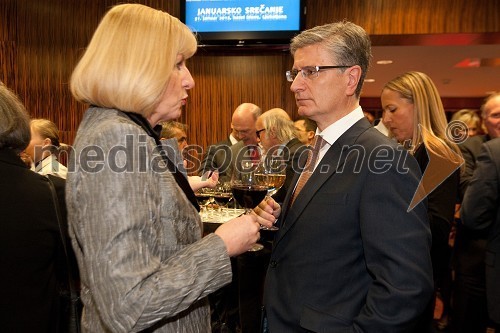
[255,154,286,231]
[230,160,268,251]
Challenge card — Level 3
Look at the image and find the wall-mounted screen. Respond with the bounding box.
[180,0,305,46]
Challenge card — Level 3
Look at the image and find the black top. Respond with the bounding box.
[0,148,62,332]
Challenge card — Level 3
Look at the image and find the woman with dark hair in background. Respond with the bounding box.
[0,81,65,332]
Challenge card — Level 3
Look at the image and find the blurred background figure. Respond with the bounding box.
[481,92,500,140]
[363,110,375,124]
[160,121,218,192]
[0,81,66,332]
[200,102,261,181]
[24,118,68,179]
[160,120,188,151]
[381,71,463,332]
[450,109,483,138]
[452,92,500,333]
[160,120,189,171]
[460,138,500,333]
[373,110,390,136]
[256,108,307,204]
[293,116,317,146]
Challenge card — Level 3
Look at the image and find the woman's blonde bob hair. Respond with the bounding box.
[383,71,463,167]
[70,4,197,117]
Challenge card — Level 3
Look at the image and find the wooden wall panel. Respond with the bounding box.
[307,0,499,34]
[0,0,498,155]
[185,50,296,149]
[0,0,18,89]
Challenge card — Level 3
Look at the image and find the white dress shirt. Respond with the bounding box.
[314,106,365,171]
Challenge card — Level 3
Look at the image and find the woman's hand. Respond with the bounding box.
[188,170,219,192]
[215,214,260,256]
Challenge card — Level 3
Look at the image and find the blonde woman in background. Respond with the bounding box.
[24,118,68,179]
[381,71,463,331]
[450,109,483,138]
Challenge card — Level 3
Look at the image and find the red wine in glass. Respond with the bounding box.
[231,185,268,211]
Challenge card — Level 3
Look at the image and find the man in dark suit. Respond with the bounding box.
[256,21,433,332]
[461,138,500,331]
[199,102,261,181]
[459,92,500,199]
[451,92,500,332]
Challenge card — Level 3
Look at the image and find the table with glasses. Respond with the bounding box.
[201,207,245,234]
[198,188,271,333]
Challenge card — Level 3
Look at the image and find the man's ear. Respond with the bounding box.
[43,137,52,147]
[307,131,315,142]
[346,65,361,96]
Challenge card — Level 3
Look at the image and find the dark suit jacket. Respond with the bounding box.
[459,135,488,201]
[413,144,459,283]
[0,148,62,332]
[199,136,234,179]
[461,138,500,323]
[453,135,490,279]
[264,118,434,332]
[222,141,262,183]
[271,138,308,204]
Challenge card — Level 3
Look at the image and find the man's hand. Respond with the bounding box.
[253,197,281,229]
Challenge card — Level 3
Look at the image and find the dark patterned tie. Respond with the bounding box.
[290,135,326,206]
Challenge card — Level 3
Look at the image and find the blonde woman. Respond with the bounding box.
[381,71,463,330]
[450,109,483,137]
[68,4,272,332]
[24,118,67,178]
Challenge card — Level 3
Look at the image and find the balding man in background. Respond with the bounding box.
[200,102,261,182]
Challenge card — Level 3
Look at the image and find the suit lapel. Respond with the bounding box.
[275,119,371,245]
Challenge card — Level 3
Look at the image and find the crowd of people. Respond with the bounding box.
[1,3,499,333]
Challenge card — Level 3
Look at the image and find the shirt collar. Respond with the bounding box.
[316,106,365,146]
[229,134,238,145]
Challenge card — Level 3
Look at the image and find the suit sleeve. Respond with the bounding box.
[461,142,499,231]
[458,139,479,201]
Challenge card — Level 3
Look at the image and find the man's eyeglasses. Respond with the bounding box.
[286,65,354,82]
[256,128,266,139]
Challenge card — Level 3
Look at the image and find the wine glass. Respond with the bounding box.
[213,181,233,218]
[255,153,286,231]
[230,160,268,251]
[195,188,215,219]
